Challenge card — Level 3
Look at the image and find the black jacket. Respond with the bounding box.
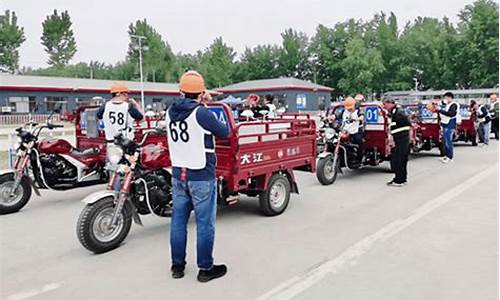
[389,106,411,141]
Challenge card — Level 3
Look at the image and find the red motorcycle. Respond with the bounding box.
[0,115,106,214]
[76,130,171,253]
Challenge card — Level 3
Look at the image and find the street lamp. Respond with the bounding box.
[131,35,148,108]
[413,68,423,102]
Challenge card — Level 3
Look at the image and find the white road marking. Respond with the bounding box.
[256,165,497,300]
[6,282,63,300]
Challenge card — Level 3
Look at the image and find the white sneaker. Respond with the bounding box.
[441,157,450,164]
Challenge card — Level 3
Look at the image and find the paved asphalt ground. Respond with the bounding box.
[1,142,498,300]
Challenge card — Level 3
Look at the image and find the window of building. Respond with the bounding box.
[75,97,103,109]
[7,97,31,113]
[45,96,68,113]
[318,96,326,111]
[296,94,307,110]
[29,96,38,112]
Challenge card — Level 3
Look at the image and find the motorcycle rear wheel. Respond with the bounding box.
[77,197,132,254]
[0,174,32,215]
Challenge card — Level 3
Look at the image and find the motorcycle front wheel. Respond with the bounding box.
[76,196,132,254]
[316,155,340,185]
[0,173,32,215]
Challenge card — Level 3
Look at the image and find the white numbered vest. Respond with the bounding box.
[102,101,134,141]
[477,104,490,123]
[165,106,212,169]
[342,109,360,135]
[440,102,459,125]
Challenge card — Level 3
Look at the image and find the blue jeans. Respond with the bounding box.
[478,122,491,145]
[443,127,454,159]
[170,178,217,270]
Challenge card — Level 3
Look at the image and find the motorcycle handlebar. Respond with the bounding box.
[138,128,167,147]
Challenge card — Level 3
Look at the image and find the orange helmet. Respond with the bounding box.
[344,97,356,110]
[246,94,260,106]
[354,94,364,102]
[110,82,130,94]
[426,102,436,112]
[179,70,206,94]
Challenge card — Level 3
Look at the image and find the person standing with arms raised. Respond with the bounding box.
[166,71,230,282]
[431,92,459,164]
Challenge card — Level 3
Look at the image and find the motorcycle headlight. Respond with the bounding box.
[325,128,335,140]
[107,146,124,165]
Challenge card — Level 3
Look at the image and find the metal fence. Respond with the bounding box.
[0,114,61,125]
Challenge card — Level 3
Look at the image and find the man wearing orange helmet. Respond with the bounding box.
[97,82,144,142]
[166,70,229,282]
[342,97,364,164]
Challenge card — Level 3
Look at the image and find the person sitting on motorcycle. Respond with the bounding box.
[342,97,364,164]
[97,82,144,173]
[97,82,144,142]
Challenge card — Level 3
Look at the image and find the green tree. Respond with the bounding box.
[234,45,281,82]
[170,52,202,81]
[41,10,77,67]
[457,0,499,88]
[199,37,235,88]
[0,10,26,73]
[127,19,176,82]
[338,37,385,95]
[29,61,114,79]
[365,12,405,91]
[278,29,310,79]
[112,60,136,81]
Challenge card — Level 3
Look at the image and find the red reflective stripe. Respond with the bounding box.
[181,168,187,181]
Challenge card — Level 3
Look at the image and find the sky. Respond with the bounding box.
[2,0,480,68]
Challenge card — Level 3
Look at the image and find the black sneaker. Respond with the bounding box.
[171,265,185,279]
[197,264,227,283]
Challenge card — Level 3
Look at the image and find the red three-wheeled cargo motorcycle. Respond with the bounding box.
[75,103,318,253]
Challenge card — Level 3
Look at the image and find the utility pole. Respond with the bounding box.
[131,35,147,108]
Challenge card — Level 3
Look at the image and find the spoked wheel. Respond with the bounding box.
[77,197,132,254]
[0,174,32,215]
[316,155,340,185]
[259,174,291,216]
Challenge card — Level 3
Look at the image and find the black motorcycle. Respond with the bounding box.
[316,126,363,185]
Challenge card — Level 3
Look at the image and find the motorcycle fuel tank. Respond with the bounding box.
[38,138,73,154]
[140,144,170,170]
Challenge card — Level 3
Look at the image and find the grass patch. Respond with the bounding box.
[0,150,9,169]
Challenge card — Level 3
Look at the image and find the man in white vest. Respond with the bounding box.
[166,71,229,282]
[97,82,143,174]
[97,82,143,142]
[434,92,459,163]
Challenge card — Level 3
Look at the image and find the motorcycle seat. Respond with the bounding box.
[72,147,100,157]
